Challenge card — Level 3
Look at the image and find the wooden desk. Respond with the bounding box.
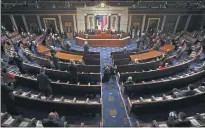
[159,44,175,52]
[38,45,83,61]
[130,51,163,61]
[76,36,130,47]
[130,44,175,61]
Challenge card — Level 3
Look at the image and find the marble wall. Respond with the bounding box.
[76,7,128,32]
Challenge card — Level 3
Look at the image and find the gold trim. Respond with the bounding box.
[43,18,58,31]
[147,18,160,30]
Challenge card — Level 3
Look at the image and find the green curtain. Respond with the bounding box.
[95,15,99,29]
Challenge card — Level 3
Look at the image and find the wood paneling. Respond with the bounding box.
[40,15,60,33]
[145,15,164,31]
[131,15,143,31]
[61,15,73,33]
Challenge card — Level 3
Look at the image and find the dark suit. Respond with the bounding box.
[68,64,78,84]
[51,56,60,70]
[169,119,191,127]
[37,73,52,96]
[83,44,89,53]
[42,119,64,127]
[12,56,25,74]
[124,81,134,85]
[1,83,18,115]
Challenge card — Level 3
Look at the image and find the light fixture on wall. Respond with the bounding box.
[100,2,105,8]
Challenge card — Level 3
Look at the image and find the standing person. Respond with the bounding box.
[12,52,26,74]
[1,67,18,115]
[37,67,52,97]
[68,60,78,84]
[109,64,117,80]
[102,65,110,83]
[32,41,38,54]
[1,67,15,86]
[1,83,19,115]
[66,41,71,51]
[50,46,57,55]
[51,53,60,70]
[83,41,89,53]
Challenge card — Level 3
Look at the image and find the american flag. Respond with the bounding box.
[97,15,108,30]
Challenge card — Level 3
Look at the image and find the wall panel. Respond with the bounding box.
[188,15,205,31]
[176,15,188,32]
[40,15,60,33]
[61,15,73,33]
[14,15,26,32]
[130,15,143,31]
[1,15,13,31]
[144,15,163,31]
[25,15,39,33]
[164,15,178,33]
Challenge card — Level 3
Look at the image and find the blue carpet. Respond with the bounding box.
[68,38,137,126]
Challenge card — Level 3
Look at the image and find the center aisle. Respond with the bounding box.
[69,39,137,126]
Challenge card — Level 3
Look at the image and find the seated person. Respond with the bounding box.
[174,84,196,97]
[169,112,191,127]
[78,60,85,65]
[1,67,15,85]
[124,76,134,85]
[42,112,65,127]
[165,63,169,68]
[158,63,166,70]
[166,111,178,126]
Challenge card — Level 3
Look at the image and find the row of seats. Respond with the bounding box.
[123,67,205,95]
[127,84,205,114]
[120,46,202,82]
[22,62,101,84]
[135,113,205,127]
[24,49,100,73]
[13,71,101,96]
[12,87,102,115]
[1,112,101,127]
[112,43,175,65]
[116,44,185,72]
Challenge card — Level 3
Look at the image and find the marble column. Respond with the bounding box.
[161,15,167,32]
[184,15,192,31]
[118,14,121,33]
[22,15,29,32]
[84,14,87,33]
[128,15,132,33]
[173,15,181,34]
[108,14,111,29]
[141,15,146,33]
[58,15,63,33]
[73,15,77,34]
[10,15,18,31]
[37,15,42,30]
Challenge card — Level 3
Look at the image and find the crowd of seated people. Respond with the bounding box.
[167,111,191,127]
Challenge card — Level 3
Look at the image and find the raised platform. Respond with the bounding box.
[76,36,130,47]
